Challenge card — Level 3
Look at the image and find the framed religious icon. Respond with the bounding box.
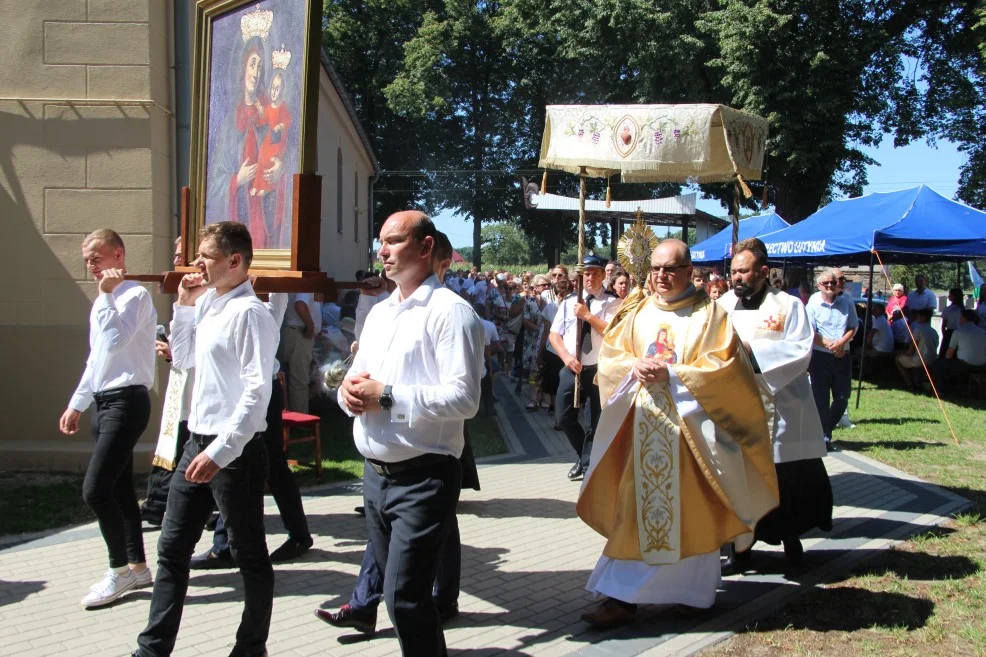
[189,0,320,269]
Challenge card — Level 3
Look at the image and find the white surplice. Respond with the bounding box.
[718,288,826,464]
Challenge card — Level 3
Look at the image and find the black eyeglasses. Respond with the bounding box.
[820,281,837,287]
[651,264,690,275]
[837,276,847,282]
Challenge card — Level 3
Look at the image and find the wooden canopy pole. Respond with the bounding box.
[573,166,587,408]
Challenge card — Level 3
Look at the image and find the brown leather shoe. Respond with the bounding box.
[580,597,637,629]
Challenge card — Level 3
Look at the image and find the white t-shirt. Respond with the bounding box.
[870,315,894,353]
[480,318,500,346]
[284,292,322,333]
[950,323,986,366]
[912,322,940,363]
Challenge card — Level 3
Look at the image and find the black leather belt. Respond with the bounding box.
[190,432,262,446]
[190,432,217,446]
[367,453,454,477]
[93,385,147,402]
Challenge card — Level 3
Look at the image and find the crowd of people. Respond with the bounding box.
[58,216,984,656]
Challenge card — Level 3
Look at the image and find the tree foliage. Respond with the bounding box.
[324,0,986,266]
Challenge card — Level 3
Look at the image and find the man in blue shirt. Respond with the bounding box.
[805,268,858,449]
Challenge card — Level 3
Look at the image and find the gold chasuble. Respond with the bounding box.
[577,288,778,566]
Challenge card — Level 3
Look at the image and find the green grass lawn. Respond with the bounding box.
[704,379,986,657]
[0,403,507,537]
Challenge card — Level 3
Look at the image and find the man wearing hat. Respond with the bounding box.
[548,253,621,481]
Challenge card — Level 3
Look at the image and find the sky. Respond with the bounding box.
[422,137,968,250]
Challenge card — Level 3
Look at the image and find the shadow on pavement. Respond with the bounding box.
[0,579,45,607]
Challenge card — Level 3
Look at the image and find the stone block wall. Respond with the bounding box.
[0,1,174,471]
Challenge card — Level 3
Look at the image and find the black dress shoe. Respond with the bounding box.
[721,546,753,575]
[270,537,314,563]
[314,604,377,634]
[204,513,220,531]
[567,463,584,481]
[189,549,234,570]
[354,506,366,517]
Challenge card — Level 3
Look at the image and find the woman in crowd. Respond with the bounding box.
[609,269,629,300]
[707,278,729,300]
[524,275,553,410]
[541,266,571,420]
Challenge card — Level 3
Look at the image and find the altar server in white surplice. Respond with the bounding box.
[717,238,833,572]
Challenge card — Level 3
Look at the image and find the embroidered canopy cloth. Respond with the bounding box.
[538,104,768,183]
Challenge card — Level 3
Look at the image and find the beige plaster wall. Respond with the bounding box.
[0,0,174,471]
[316,67,374,290]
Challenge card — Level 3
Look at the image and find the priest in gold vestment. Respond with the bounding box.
[576,240,779,629]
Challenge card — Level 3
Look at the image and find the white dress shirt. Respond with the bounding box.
[346,275,485,463]
[906,288,939,312]
[69,281,157,411]
[170,280,278,468]
[355,292,387,339]
[549,289,620,366]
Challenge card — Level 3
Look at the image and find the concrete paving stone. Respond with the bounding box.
[0,381,970,657]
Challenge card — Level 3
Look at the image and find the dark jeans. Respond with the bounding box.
[364,457,461,657]
[141,421,191,520]
[136,436,272,657]
[809,350,852,437]
[212,377,310,554]
[349,516,460,613]
[84,385,151,568]
[556,365,601,470]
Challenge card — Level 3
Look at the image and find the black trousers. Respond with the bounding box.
[212,377,310,553]
[808,350,852,438]
[136,436,272,657]
[555,365,601,470]
[364,457,461,657]
[141,421,191,519]
[84,385,151,568]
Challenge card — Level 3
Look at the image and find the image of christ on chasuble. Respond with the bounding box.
[203,1,308,251]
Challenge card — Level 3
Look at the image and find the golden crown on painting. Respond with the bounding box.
[240,5,273,42]
[271,44,291,70]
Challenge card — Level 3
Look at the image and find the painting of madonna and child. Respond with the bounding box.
[204,0,312,252]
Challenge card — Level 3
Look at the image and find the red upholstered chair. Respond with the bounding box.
[277,371,322,478]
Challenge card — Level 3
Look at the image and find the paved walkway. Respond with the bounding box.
[0,380,970,657]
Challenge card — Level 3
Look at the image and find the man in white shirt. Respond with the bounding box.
[931,309,986,394]
[133,222,278,657]
[867,302,896,354]
[906,275,939,315]
[281,292,321,413]
[549,254,621,481]
[895,307,939,388]
[60,228,156,608]
[338,212,484,656]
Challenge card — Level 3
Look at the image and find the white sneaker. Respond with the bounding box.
[88,567,151,592]
[132,568,153,588]
[81,569,138,608]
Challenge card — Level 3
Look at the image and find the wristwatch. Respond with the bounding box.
[379,385,394,410]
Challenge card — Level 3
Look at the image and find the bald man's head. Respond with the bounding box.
[378,210,440,290]
[650,238,693,299]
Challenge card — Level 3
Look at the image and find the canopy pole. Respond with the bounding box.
[573,166,587,409]
[855,251,876,409]
[731,181,741,246]
[957,261,962,288]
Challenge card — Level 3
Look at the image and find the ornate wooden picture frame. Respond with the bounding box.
[189,0,320,269]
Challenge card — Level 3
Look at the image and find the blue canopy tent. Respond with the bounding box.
[757,185,986,407]
[691,213,790,265]
[759,185,986,265]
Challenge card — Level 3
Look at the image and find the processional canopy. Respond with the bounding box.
[538,104,768,184]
